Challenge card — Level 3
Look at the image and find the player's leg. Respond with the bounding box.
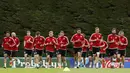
[61,50,67,67]
[57,50,62,68]
[39,50,43,67]
[49,52,54,68]
[46,52,49,68]
[11,51,17,68]
[46,51,51,68]
[100,53,105,68]
[3,50,8,68]
[34,50,39,68]
[24,50,32,68]
[8,51,13,67]
[117,50,121,68]
[24,50,29,68]
[94,48,100,68]
[111,49,117,68]
[120,50,125,68]
[77,48,82,68]
[81,52,86,67]
[28,50,32,67]
[73,48,78,68]
[92,47,97,68]
[88,51,93,68]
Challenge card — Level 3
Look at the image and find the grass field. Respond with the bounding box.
[0,68,130,73]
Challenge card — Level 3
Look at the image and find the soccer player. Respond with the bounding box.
[89,27,102,68]
[2,31,15,68]
[45,31,57,68]
[24,31,34,68]
[71,28,85,68]
[81,34,89,67]
[100,38,108,68]
[107,28,119,68]
[57,31,69,68]
[118,30,128,68]
[11,32,20,68]
[33,31,45,68]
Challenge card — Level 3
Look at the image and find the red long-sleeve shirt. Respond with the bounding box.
[12,37,20,51]
[24,35,34,50]
[118,36,128,50]
[82,39,89,52]
[34,36,45,50]
[2,37,15,51]
[57,36,69,50]
[100,41,108,54]
[71,33,85,48]
[89,33,102,47]
[45,37,57,52]
[107,34,119,49]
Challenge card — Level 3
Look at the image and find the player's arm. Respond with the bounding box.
[53,38,58,45]
[10,37,16,47]
[107,35,114,43]
[84,39,90,48]
[89,34,96,42]
[41,36,45,47]
[45,38,49,45]
[17,38,20,47]
[104,41,108,50]
[70,34,76,44]
[123,37,128,46]
[29,37,34,44]
[64,36,69,46]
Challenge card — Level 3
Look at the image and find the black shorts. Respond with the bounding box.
[74,48,82,54]
[82,52,87,58]
[88,51,93,56]
[100,53,106,58]
[108,49,117,56]
[34,50,43,56]
[46,51,54,58]
[92,47,100,54]
[3,50,11,56]
[24,49,33,56]
[118,50,126,56]
[58,50,66,56]
[11,51,17,57]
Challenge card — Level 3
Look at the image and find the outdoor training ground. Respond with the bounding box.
[0,68,130,73]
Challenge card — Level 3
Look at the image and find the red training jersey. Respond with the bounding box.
[2,37,15,51]
[71,33,85,48]
[12,37,20,51]
[107,34,119,49]
[118,36,128,50]
[89,41,93,51]
[100,41,108,54]
[89,33,102,47]
[57,36,69,50]
[45,37,57,52]
[82,39,89,52]
[34,36,45,50]
[24,35,34,50]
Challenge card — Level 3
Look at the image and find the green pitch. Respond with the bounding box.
[0,68,130,73]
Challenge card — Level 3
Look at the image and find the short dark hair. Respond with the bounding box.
[36,31,40,35]
[60,30,64,33]
[49,31,53,33]
[6,31,10,34]
[77,28,81,30]
[112,28,116,31]
[27,30,31,33]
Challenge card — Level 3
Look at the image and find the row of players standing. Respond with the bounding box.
[1,27,128,68]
